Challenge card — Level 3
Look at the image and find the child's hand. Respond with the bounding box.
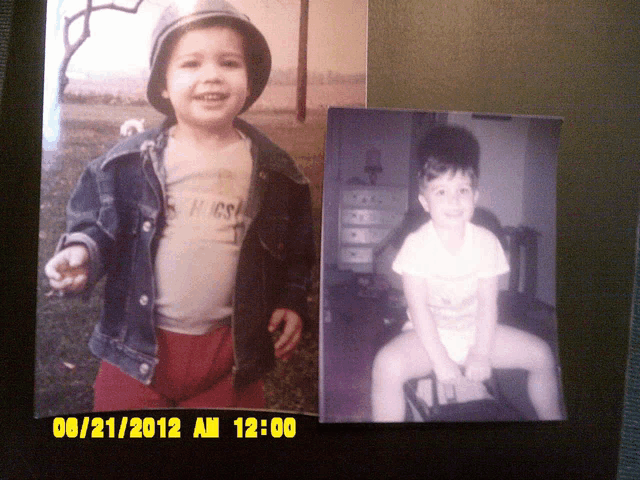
[464,352,491,382]
[268,308,302,361]
[433,355,463,386]
[44,245,90,293]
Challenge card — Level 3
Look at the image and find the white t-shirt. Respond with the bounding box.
[153,131,253,334]
[392,221,509,361]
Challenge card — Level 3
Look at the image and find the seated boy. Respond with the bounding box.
[370,125,563,421]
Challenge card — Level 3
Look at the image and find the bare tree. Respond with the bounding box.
[58,0,144,102]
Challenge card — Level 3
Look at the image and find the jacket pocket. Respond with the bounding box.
[97,204,118,240]
[98,202,141,238]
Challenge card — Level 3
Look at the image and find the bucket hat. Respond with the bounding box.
[147,0,271,116]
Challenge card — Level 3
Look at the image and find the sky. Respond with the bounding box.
[52,0,368,77]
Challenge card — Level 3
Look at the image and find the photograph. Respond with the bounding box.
[3,0,637,477]
[35,0,366,418]
[320,107,566,423]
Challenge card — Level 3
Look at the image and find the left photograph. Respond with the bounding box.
[36,0,366,417]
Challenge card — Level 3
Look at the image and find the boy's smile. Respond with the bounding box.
[419,170,478,231]
[162,26,249,136]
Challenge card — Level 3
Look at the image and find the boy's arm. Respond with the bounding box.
[465,275,499,381]
[53,162,115,291]
[45,244,90,293]
[265,178,314,359]
[268,308,302,361]
[276,180,315,324]
[402,273,463,385]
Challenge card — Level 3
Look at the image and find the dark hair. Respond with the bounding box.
[418,125,480,187]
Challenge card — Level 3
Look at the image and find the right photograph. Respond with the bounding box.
[319,107,566,423]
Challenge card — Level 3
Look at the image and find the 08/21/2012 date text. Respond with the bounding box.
[52,416,297,439]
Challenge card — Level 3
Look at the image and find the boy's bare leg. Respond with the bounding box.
[490,324,563,420]
[371,330,433,422]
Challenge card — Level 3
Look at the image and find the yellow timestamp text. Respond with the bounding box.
[52,416,298,439]
[233,417,296,438]
[52,416,181,439]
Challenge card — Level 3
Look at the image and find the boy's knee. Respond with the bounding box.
[531,338,556,372]
[372,343,407,382]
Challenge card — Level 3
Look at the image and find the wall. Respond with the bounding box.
[367,1,639,475]
[325,109,560,307]
[323,108,413,266]
[448,113,559,306]
[336,108,412,188]
[523,119,561,305]
[448,113,529,226]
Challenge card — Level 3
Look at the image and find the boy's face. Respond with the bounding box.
[161,26,249,133]
[418,170,478,230]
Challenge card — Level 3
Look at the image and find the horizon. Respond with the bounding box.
[44,0,367,146]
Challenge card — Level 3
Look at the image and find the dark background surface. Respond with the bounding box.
[367,1,639,477]
[1,0,638,478]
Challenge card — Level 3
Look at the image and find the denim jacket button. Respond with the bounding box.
[142,220,152,232]
[259,170,268,181]
[139,363,149,375]
[139,294,149,306]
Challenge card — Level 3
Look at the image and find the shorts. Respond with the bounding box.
[93,326,265,411]
[402,319,477,364]
[436,326,476,364]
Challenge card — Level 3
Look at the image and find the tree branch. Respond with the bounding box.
[65,0,144,25]
[58,0,145,102]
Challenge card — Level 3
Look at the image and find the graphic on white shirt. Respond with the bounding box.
[392,221,510,356]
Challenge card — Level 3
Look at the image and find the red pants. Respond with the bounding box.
[93,326,265,411]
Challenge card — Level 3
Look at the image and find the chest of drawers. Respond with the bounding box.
[338,187,407,273]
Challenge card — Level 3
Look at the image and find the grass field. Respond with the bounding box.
[35,104,328,417]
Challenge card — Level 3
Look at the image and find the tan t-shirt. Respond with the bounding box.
[153,131,253,334]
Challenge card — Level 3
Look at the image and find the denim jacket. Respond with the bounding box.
[58,118,314,387]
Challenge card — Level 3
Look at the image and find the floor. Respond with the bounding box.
[320,275,412,422]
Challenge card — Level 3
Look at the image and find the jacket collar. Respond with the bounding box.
[100,118,308,185]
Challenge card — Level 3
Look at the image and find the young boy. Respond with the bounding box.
[44,0,314,411]
[370,125,563,421]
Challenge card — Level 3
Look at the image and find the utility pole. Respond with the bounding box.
[296,0,308,122]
